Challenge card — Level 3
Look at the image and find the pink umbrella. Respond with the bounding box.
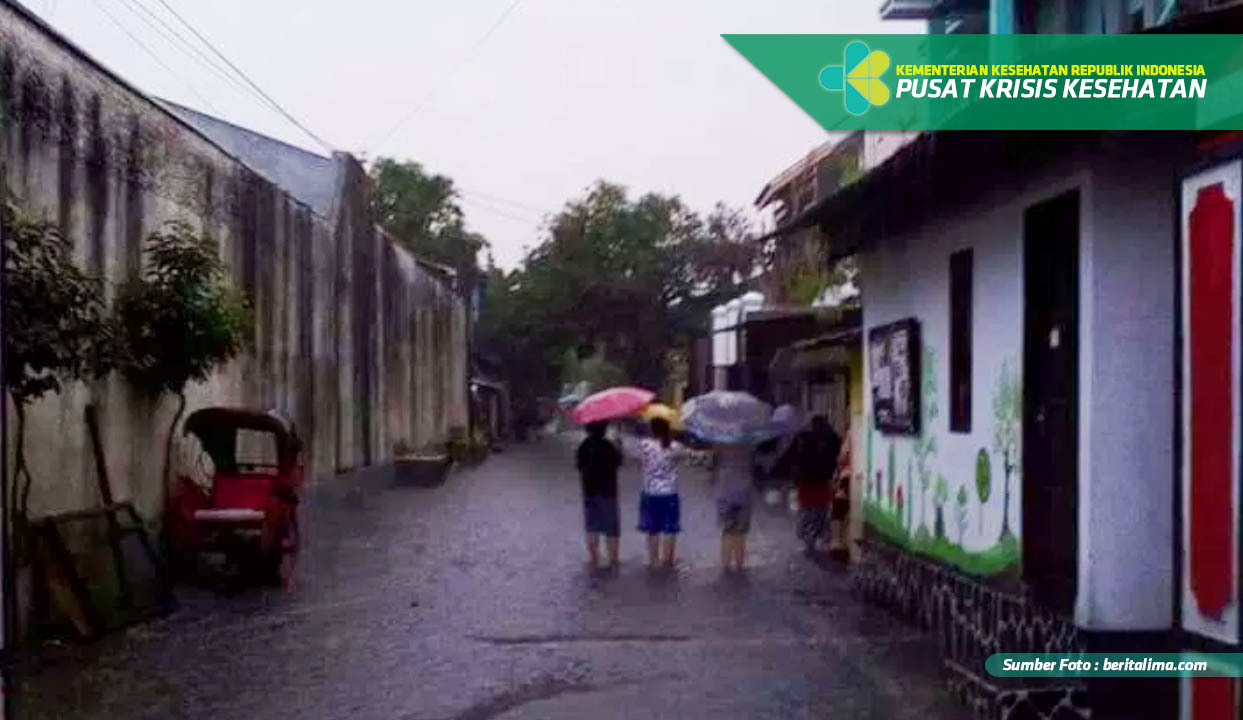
[571,386,655,424]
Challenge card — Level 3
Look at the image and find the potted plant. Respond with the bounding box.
[447,426,469,464]
[394,439,451,486]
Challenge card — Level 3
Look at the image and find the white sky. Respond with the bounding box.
[31,1,921,269]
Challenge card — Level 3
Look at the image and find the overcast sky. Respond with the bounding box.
[32,1,920,269]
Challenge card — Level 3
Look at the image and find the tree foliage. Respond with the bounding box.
[933,473,949,539]
[2,193,112,521]
[993,357,1020,538]
[975,448,991,534]
[369,158,488,295]
[114,221,250,397]
[475,182,759,410]
[114,220,250,500]
[913,346,939,532]
[955,484,969,545]
[2,196,111,404]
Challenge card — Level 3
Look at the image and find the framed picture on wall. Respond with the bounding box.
[870,318,921,435]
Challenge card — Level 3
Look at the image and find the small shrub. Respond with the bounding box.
[2,193,111,522]
[114,220,250,498]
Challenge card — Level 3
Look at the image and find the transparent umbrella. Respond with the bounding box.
[681,390,774,445]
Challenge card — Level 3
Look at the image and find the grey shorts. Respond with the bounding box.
[584,495,620,537]
[716,499,752,534]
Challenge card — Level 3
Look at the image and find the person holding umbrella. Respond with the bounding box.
[635,417,689,568]
[712,441,755,571]
[571,386,657,566]
[682,391,775,571]
[576,421,623,569]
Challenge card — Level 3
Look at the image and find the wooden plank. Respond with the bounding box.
[85,405,131,610]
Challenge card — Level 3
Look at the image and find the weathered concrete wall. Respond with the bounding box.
[0,1,468,524]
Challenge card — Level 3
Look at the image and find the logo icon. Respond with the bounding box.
[819,40,891,115]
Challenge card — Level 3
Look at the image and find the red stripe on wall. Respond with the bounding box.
[1189,182,1236,621]
[1192,676,1235,720]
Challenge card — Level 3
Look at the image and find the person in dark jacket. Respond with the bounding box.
[781,415,842,555]
[577,421,623,568]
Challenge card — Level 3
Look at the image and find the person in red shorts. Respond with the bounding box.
[782,415,842,555]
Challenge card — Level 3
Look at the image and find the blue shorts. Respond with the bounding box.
[637,492,680,535]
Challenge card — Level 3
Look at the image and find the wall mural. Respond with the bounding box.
[863,345,1022,578]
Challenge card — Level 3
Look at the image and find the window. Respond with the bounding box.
[236,429,279,473]
[950,249,973,432]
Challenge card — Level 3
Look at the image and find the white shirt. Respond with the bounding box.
[637,438,688,495]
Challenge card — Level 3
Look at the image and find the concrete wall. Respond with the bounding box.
[0,1,468,525]
[1078,134,1189,630]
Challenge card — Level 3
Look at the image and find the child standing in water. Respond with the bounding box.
[576,421,623,568]
[636,418,687,568]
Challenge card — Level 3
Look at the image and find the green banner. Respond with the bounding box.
[723,34,1243,130]
[987,653,1243,677]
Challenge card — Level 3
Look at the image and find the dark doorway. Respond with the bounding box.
[1022,189,1080,615]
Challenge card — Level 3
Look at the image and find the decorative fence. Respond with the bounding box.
[855,537,1092,720]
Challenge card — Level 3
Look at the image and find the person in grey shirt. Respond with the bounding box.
[712,443,755,571]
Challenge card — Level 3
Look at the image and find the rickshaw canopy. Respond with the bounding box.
[183,407,303,475]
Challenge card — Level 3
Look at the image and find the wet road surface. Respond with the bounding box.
[13,433,967,719]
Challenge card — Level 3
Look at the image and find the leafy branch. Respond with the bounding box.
[2,193,111,523]
[114,220,251,497]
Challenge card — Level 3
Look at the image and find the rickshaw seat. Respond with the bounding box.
[194,508,265,523]
[211,474,276,511]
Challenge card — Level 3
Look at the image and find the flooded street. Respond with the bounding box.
[12,434,963,719]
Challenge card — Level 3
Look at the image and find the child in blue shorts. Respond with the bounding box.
[635,418,689,567]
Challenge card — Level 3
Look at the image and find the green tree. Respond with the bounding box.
[905,456,914,530]
[476,182,759,400]
[369,158,488,297]
[975,448,992,535]
[115,221,250,498]
[955,485,969,545]
[913,346,939,532]
[866,411,873,499]
[933,474,949,539]
[2,194,112,521]
[887,443,895,509]
[993,358,1021,539]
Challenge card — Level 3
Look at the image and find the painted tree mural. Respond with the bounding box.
[975,449,991,535]
[956,485,969,545]
[913,346,939,533]
[896,485,905,528]
[993,358,1021,539]
[887,443,896,509]
[933,473,949,539]
[866,410,874,497]
[905,457,914,530]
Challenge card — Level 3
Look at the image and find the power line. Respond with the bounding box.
[112,0,254,100]
[460,195,545,225]
[153,0,335,153]
[368,0,523,152]
[93,0,221,114]
[457,186,550,215]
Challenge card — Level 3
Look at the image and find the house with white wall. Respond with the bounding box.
[770,126,1243,719]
